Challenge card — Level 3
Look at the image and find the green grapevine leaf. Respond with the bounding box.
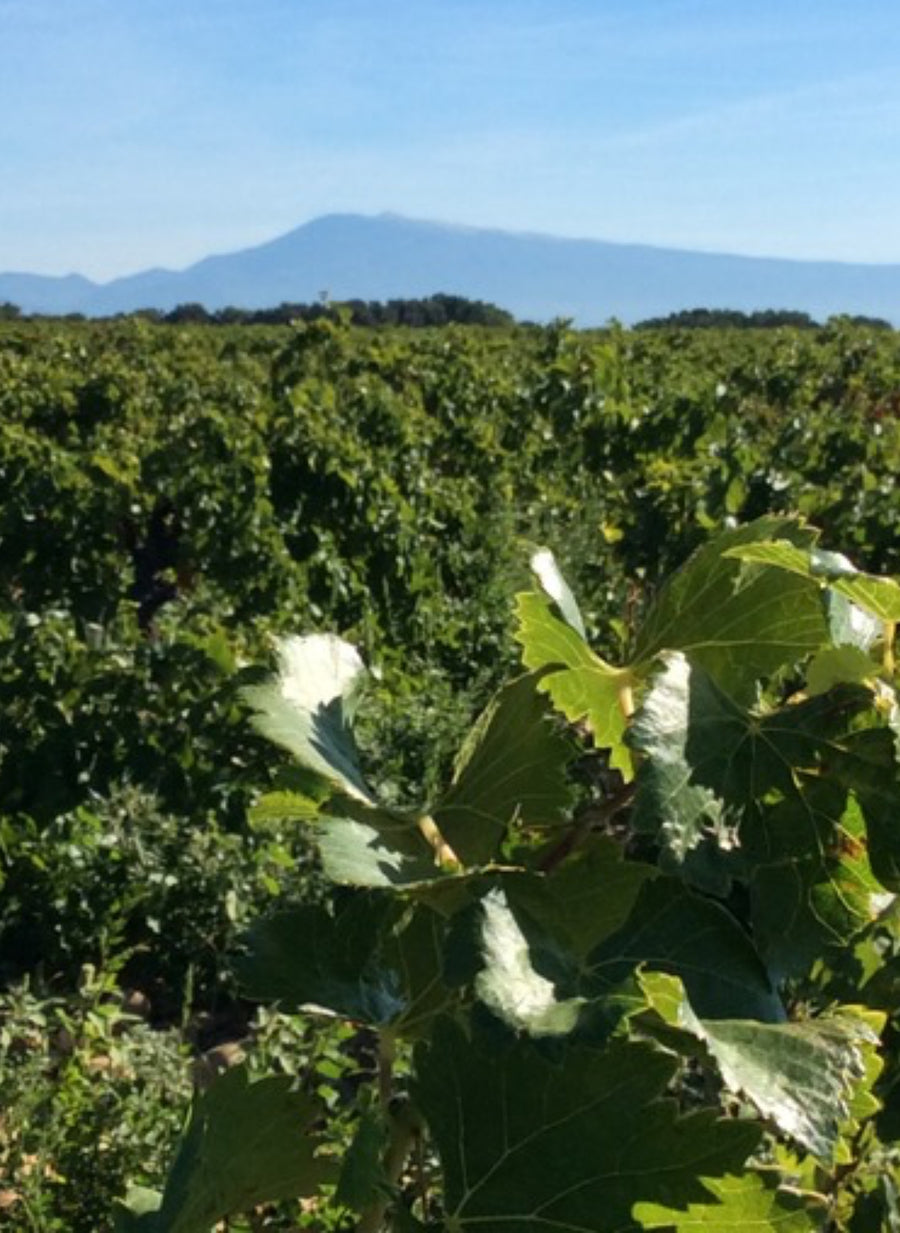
[806,644,877,695]
[629,652,886,973]
[313,805,460,888]
[128,1067,334,1233]
[414,1019,761,1233]
[588,878,783,1021]
[432,673,576,864]
[243,633,376,805]
[515,589,636,778]
[725,539,900,622]
[641,972,883,1160]
[639,973,885,1161]
[632,517,828,701]
[234,895,405,1024]
[634,1171,823,1230]
[505,835,658,962]
[692,1009,884,1162]
[747,787,883,979]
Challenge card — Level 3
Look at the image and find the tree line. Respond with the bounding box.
[0,294,515,329]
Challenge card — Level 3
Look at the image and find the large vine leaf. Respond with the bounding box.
[692,1009,884,1163]
[724,539,900,623]
[233,894,405,1024]
[117,1068,334,1233]
[631,517,828,702]
[432,672,576,865]
[629,648,874,813]
[515,589,637,779]
[313,803,451,889]
[747,786,884,980]
[243,633,376,804]
[414,1019,761,1233]
[639,973,884,1162]
[505,835,658,963]
[634,1172,823,1231]
[681,676,873,806]
[587,877,783,1022]
[629,652,886,975]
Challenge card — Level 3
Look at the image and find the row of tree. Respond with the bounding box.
[0,295,515,329]
[634,306,894,330]
[3,298,895,331]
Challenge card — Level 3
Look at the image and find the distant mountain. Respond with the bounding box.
[2,213,899,325]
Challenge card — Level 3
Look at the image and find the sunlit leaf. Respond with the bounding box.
[639,972,884,1162]
[629,652,736,895]
[529,545,587,637]
[634,1171,823,1230]
[725,539,900,622]
[243,633,375,804]
[515,590,636,778]
[314,805,460,889]
[472,888,585,1037]
[806,644,877,695]
[633,517,828,701]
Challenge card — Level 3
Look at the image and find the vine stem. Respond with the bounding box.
[617,678,635,722]
[377,1028,396,1108]
[356,1030,420,1233]
[538,781,635,873]
[884,620,896,676]
[417,813,461,871]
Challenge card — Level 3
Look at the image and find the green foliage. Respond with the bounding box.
[415,1020,762,1232]
[7,317,900,1226]
[115,1067,336,1232]
[0,969,191,1232]
[138,520,900,1231]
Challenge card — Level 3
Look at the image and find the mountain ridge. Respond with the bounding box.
[2,213,899,324]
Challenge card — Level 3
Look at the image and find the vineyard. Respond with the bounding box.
[2,314,900,1230]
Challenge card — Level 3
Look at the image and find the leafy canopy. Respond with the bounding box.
[132,518,900,1231]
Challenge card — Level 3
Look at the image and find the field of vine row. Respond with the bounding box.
[2,315,900,1229]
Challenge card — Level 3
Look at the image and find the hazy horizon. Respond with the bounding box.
[7,210,900,286]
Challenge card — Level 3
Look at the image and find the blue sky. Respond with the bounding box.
[2,0,899,279]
